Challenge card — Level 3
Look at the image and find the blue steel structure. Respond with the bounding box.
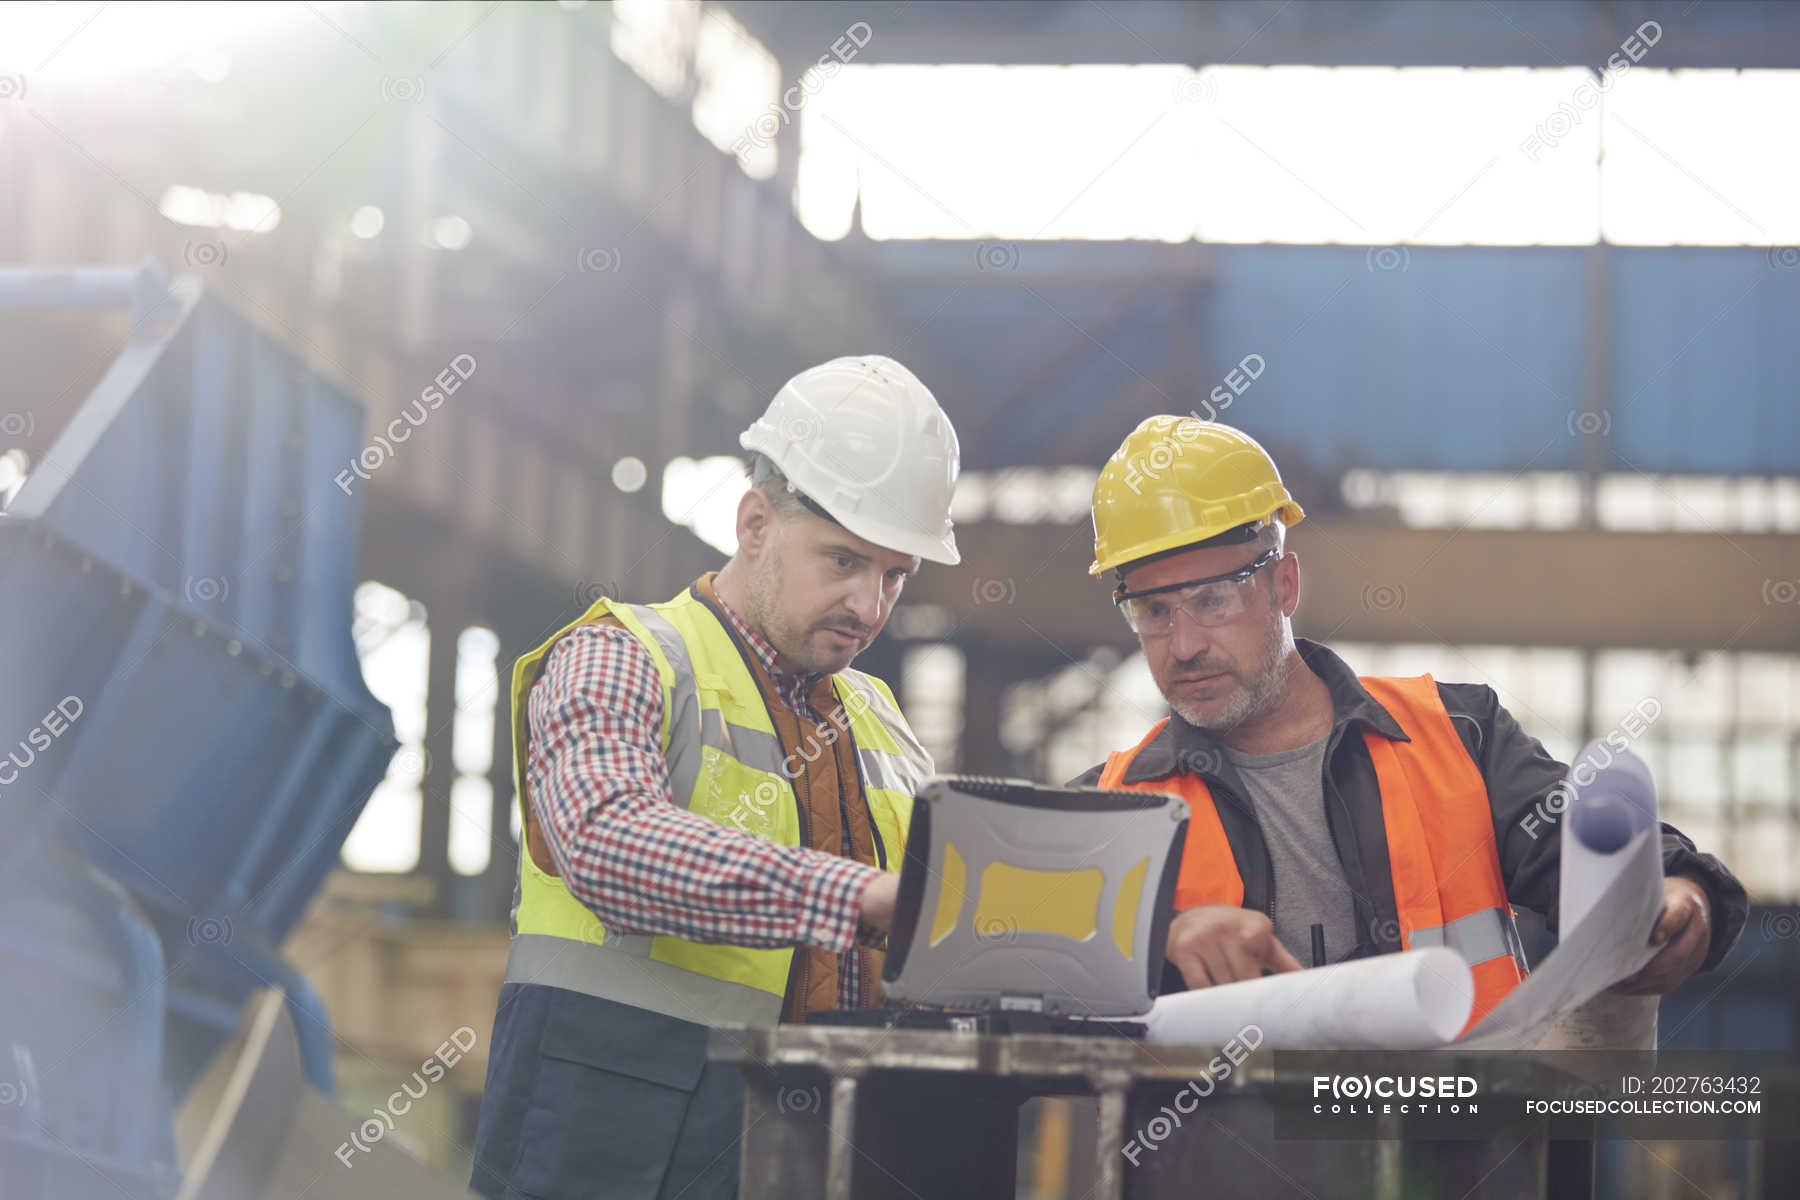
[0,261,398,1198]
[861,243,1800,475]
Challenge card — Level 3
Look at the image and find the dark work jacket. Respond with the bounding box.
[1070,639,1749,996]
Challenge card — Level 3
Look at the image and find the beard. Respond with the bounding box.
[1167,610,1293,734]
[744,544,868,675]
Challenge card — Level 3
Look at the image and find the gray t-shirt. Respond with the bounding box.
[1222,735,1359,966]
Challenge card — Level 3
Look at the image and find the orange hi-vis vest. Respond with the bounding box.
[1099,674,1527,1033]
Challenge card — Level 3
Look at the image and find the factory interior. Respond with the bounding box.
[1,2,1797,1197]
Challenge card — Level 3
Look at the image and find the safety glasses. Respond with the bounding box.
[1113,546,1279,636]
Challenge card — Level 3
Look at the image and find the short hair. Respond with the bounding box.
[746,454,809,521]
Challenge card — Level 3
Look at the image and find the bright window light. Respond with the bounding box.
[449,776,494,877]
[1194,66,1597,244]
[798,65,1800,247]
[1601,70,1800,245]
[345,585,429,873]
[1338,471,1800,532]
[159,185,280,232]
[691,6,780,180]
[0,449,29,509]
[800,64,1200,242]
[0,1,296,83]
[662,455,750,554]
[610,0,699,103]
[450,626,499,874]
[797,107,861,240]
[453,625,499,775]
[948,468,1125,526]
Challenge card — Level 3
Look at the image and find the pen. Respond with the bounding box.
[1310,923,1326,968]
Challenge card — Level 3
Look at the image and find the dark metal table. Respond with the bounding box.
[709,1025,1594,1200]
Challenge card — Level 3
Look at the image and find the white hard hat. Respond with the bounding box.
[740,355,961,565]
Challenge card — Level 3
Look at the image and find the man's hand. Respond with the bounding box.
[1611,875,1712,996]
[857,872,899,934]
[1166,905,1303,989]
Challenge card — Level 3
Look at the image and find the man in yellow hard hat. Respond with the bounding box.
[472,356,961,1200]
[1071,415,1745,1032]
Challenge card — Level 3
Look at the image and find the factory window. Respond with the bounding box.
[798,65,1800,246]
[1044,651,1187,788]
[691,6,781,180]
[1339,471,1800,532]
[344,582,429,873]
[662,454,752,554]
[158,184,280,233]
[943,469,1800,534]
[610,0,782,180]
[1003,647,1136,780]
[1050,643,1799,901]
[902,644,966,772]
[1595,475,1800,532]
[799,63,1201,242]
[0,448,29,510]
[449,626,500,877]
[609,0,700,103]
[951,468,1109,526]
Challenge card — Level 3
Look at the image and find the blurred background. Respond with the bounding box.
[1,1,1796,1196]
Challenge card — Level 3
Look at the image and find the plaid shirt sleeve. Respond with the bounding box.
[524,622,881,953]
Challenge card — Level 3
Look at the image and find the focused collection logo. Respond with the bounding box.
[1312,1073,1481,1115]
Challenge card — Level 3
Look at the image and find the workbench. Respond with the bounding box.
[709,1024,1597,1200]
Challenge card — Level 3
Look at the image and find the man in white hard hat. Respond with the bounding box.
[471,356,961,1200]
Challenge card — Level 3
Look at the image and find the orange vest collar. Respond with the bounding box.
[1099,674,1524,1033]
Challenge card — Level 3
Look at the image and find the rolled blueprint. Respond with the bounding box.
[1143,947,1472,1049]
[1561,747,1657,929]
[1459,743,1665,1049]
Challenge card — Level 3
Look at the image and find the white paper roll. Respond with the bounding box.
[1458,744,1666,1049]
[1143,947,1473,1049]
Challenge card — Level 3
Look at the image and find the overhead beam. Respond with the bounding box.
[725,1,1797,69]
[905,521,1800,654]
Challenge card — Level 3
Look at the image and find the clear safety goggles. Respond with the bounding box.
[1113,546,1279,636]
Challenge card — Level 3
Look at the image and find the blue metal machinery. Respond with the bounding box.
[0,260,398,1198]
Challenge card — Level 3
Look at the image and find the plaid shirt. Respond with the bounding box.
[524,585,884,1013]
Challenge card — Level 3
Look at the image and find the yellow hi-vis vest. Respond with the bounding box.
[503,585,932,1027]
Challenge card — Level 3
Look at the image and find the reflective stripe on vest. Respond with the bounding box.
[505,586,929,1027]
[1097,672,1526,1035]
[1407,906,1518,965]
[503,932,783,1028]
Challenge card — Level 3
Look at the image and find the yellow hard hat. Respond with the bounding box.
[1089,416,1305,577]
